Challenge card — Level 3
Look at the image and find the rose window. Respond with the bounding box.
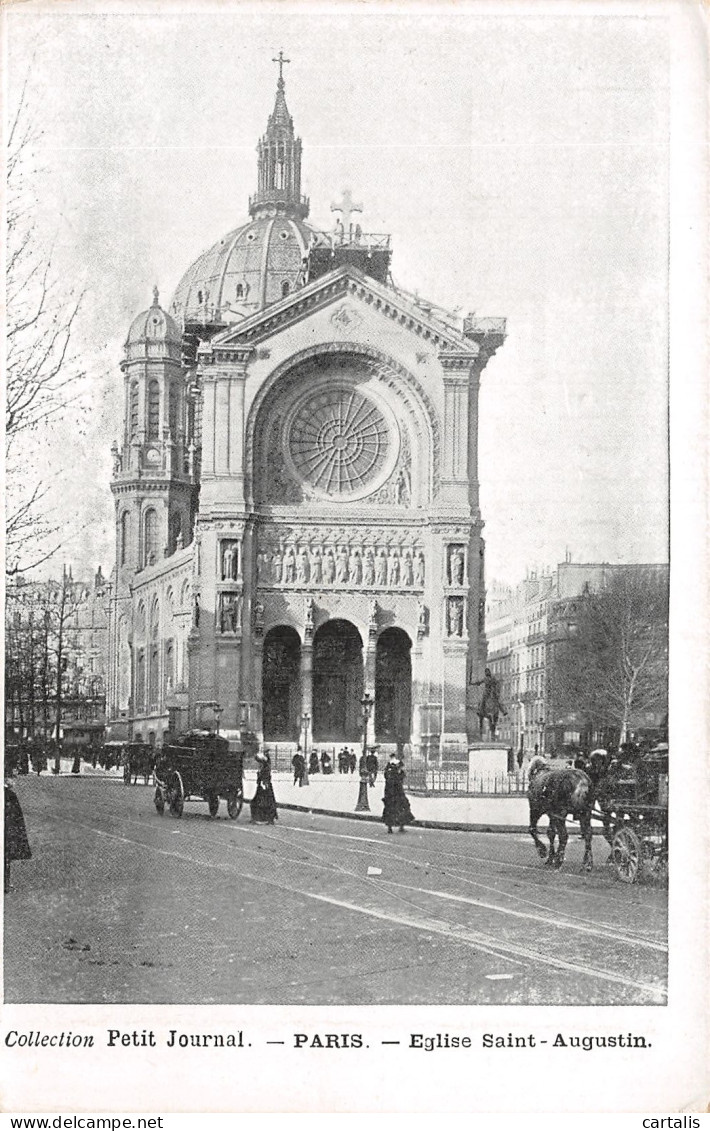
[287,387,395,497]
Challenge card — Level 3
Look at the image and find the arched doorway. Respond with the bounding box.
[262,626,301,741]
[375,628,412,744]
[313,620,363,742]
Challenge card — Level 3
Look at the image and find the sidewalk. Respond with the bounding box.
[247,770,530,832]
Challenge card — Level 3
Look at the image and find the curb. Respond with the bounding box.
[277,800,530,834]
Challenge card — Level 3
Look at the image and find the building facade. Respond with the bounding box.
[5,566,109,741]
[486,559,669,757]
[106,68,506,760]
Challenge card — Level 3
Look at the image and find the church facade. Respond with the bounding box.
[105,65,505,762]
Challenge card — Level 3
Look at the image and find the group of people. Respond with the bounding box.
[257,747,415,834]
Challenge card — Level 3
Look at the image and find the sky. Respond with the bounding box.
[5,1,670,586]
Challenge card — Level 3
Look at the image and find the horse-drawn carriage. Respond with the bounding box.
[121,742,155,786]
[527,744,668,881]
[154,732,244,819]
[593,745,669,884]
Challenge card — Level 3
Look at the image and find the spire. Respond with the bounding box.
[249,57,309,220]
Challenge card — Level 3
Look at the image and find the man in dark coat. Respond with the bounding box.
[382,754,415,834]
[292,748,306,787]
[4,781,31,891]
[366,748,379,786]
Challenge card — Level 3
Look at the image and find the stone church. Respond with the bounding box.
[106,62,505,763]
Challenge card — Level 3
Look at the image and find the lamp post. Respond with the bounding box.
[301,712,310,786]
[356,692,374,812]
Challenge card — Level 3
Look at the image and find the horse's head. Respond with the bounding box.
[528,755,548,780]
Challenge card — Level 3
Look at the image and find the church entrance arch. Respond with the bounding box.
[375,628,412,744]
[262,626,301,741]
[312,620,363,742]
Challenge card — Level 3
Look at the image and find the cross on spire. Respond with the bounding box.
[273,50,290,87]
[331,188,363,232]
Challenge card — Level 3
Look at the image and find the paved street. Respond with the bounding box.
[5,775,667,1006]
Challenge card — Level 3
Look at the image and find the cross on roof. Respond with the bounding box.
[331,189,363,231]
[273,50,290,85]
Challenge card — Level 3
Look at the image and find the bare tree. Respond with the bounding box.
[5,78,87,575]
[548,567,669,746]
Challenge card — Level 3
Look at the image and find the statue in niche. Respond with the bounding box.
[271,548,282,585]
[402,550,413,587]
[305,596,315,629]
[363,549,375,586]
[175,529,184,550]
[375,550,387,586]
[323,549,335,584]
[284,548,296,583]
[310,546,322,584]
[415,551,426,587]
[368,599,379,631]
[449,546,465,587]
[253,600,265,637]
[297,546,310,584]
[478,597,485,632]
[111,442,122,475]
[417,601,428,638]
[388,549,400,587]
[395,469,410,506]
[220,594,241,634]
[349,548,362,585]
[336,545,349,583]
[448,598,463,637]
[222,542,238,581]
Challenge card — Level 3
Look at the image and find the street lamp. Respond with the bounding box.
[356,692,374,812]
[301,712,310,786]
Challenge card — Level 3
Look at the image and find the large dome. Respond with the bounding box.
[170,215,322,327]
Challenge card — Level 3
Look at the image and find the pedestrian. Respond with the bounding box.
[309,750,320,775]
[366,747,379,786]
[516,745,524,770]
[320,750,332,775]
[250,753,278,824]
[4,780,31,892]
[292,747,306,787]
[349,750,357,774]
[382,754,415,834]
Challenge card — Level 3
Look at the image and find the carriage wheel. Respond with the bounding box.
[227,789,243,820]
[612,826,644,884]
[154,786,165,816]
[168,773,184,818]
[207,792,220,818]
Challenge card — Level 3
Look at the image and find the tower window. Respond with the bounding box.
[197,290,203,304]
[130,382,139,438]
[144,508,158,567]
[168,383,179,438]
[147,380,160,439]
[236,284,244,299]
[120,512,130,566]
[282,280,290,298]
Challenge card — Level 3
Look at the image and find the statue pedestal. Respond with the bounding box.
[468,742,510,776]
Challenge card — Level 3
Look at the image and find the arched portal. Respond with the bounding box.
[375,628,412,743]
[313,620,363,742]
[262,626,301,741]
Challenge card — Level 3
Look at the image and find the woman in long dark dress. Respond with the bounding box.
[250,753,278,824]
[382,754,414,834]
[4,780,32,891]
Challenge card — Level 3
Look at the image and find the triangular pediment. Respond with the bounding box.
[202,264,474,357]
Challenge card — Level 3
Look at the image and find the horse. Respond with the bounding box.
[123,745,155,786]
[477,697,507,739]
[527,755,594,871]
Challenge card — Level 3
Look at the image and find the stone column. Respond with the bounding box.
[300,637,313,749]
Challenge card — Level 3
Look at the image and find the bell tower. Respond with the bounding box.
[110,288,197,584]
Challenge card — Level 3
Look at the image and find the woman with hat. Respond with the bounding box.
[382,753,414,835]
[250,752,278,825]
[4,779,32,891]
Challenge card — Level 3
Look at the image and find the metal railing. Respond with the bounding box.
[408,768,529,796]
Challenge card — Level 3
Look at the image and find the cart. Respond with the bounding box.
[594,746,668,884]
[153,732,244,819]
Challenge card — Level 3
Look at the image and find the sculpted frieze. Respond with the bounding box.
[256,528,426,592]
